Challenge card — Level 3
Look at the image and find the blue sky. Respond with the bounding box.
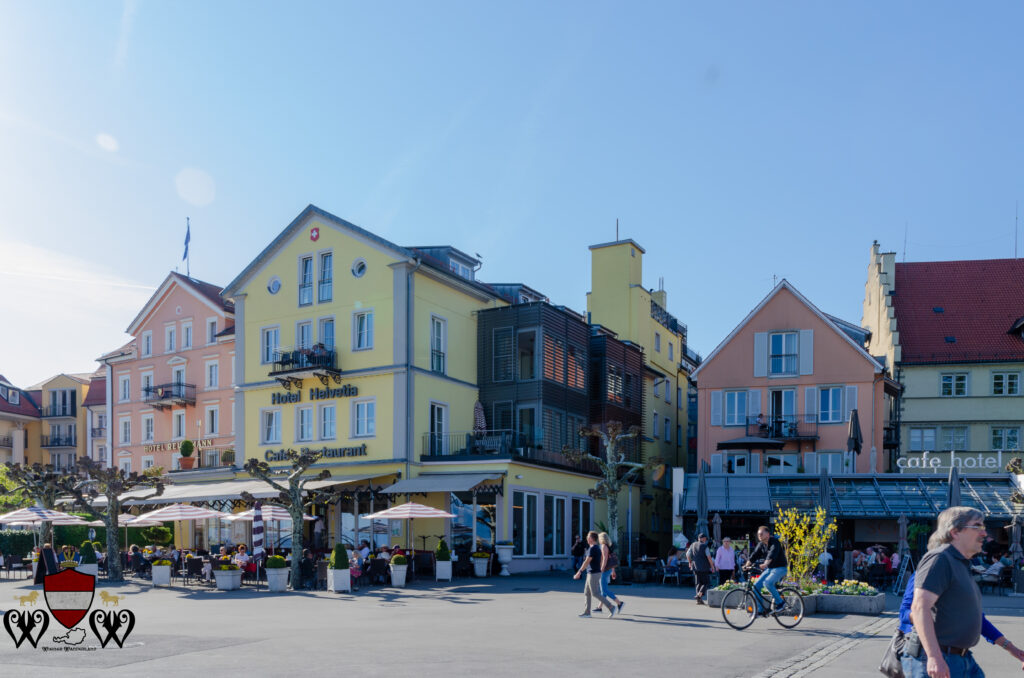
[2,2,1023,387]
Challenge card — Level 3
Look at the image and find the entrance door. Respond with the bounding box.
[769,389,796,437]
[429,402,447,455]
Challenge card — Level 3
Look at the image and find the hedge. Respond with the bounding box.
[0,529,34,557]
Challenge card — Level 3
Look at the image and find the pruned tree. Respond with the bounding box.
[60,456,164,582]
[243,448,330,589]
[0,463,31,514]
[4,462,67,545]
[562,421,661,546]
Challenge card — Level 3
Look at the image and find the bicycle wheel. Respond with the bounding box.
[772,587,805,628]
[721,589,757,630]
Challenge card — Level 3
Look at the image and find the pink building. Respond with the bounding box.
[693,281,900,476]
[103,273,236,474]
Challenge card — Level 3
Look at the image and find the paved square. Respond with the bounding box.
[1,575,1022,677]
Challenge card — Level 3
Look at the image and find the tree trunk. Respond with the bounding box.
[289,486,304,589]
[606,487,619,547]
[106,499,123,582]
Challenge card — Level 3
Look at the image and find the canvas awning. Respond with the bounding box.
[382,472,504,495]
[115,474,378,505]
[716,436,784,450]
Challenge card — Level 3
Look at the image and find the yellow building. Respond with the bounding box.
[29,373,95,470]
[0,374,43,465]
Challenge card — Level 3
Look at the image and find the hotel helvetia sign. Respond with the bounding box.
[271,384,359,405]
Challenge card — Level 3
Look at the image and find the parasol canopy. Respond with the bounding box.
[363,502,455,520]
[0,507,86,524]
[134,503,231,522]
[225,506,315,522]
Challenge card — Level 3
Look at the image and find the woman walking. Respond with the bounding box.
[594,532,624,615]
[714,537,736,585]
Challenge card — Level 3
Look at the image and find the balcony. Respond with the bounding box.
[318,280,332,303]
[91,427,106,438]
[268,345,340,385]
[0,435,12,448]
[884,426,900,449]
[41,405,76,418]
[420,430,601,475]
[41,434,77,448]
[745,415,818,440]
[431,349,446,374]
[142,383,196,409]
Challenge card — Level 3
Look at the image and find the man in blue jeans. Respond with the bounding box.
[748,525,788,613]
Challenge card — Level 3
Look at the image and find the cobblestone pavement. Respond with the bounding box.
[0,575,1022,677]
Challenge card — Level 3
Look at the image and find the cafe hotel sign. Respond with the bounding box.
[271,384,358,405]
[897,449,1014,473]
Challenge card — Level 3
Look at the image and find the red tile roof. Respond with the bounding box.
[894,258,1024,364]
[0,379,41,418]
[82,377,106,407]
[169,272,234,313]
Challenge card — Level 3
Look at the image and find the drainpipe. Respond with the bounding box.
[405,257,422,487]
[871,373,879,473]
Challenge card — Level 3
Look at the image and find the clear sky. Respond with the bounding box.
[2,2,1023,388]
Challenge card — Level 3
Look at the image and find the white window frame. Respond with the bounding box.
[141,414,154,442]
[940,373,968,397]
[318,251,333,303]
[992,371,1020,396]
[261,408,282,445]
[119,417,131,444]
[141,331,153,357]
[819,386,843,424]
[768,331,798,376]
[353,310,374,351]
[182,321,192,350]
[207,317,218,345]
[431,315,447,374]
[299,255,314,306]
[141,455,154,470]
[140,372,153,400]
[296,406,313,442]
[206,406,219,436]
[173,410,186,440]
[352,398,376,438]
[654,332,661,352]
[512,490,540,557]
[543,494,567,557]
[320,404,336,440]
[119,458,131,473]
[8,389,18,405]
[165,325,176,353]
[765,452,800,474]
[261,326,281,364]
[724,390,747,427]
[118,375,130,403]
[940,426,968,451]
[296,320,313,350]
[318,317,336,351]
[909,427,937,452]
[206,361,219,389]
[992,427,1021,451]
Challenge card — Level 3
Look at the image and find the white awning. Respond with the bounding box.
[117,474,379,505]
[383,472,504,495]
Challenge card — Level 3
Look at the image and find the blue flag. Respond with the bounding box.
[183,219,190,261]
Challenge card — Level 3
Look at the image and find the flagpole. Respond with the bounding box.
[184,217,191,278]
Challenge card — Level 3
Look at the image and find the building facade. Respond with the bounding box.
[82,372,107,466]
[0,375,42,465]
[863,243,1024,475]
[32,373,95,470]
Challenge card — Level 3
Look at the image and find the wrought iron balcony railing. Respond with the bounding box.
[142,383,196,407]
[746,415,818,440]
[42,405,77,418]
[41,434,77,447]
[91,427,106,438]
[420,430,600,474]
[431,349,446,374]
[268,346,339,376]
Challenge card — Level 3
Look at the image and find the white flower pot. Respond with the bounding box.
[390,563,408,587]
[266,568,289,592]
[151,564,172,587]
[213,569,242,590]
[76,563,98,577]
[472,557,490,577]
[435,559,452,581]
[496,545,514,576]
[327,568,351,592]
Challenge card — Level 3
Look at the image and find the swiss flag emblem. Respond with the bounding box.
[310,228,320,242]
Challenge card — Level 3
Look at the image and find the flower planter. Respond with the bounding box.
[151,564,172,587]
[496,545,513,576]
[815,592,885,615]
[435,559,452,582]
[390,563,408,587]
[327,568,351,593]
[266,568,289,592]
[179,456,196,470]
[76,563,98,578]
[213,569,242,590]
[472,557,490,578]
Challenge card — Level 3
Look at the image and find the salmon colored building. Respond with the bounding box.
[693,280,901,476]
[103,273,236,474]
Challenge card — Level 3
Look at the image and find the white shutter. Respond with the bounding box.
[804,452,817,474]
[710,453,723,474]
[754,332,768,377]
[845,385,859,422]
[799,330,814,375]
[749,453,761,473]
[804,386,818,424]
[748,389,761,420]
[710,391,723,426]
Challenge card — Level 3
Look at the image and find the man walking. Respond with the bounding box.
[749,526,788,613]
[687,532,716,605]
[573,531,615,618]
[904,506,992,678]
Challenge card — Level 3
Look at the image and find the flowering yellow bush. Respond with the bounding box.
[773,505,837,587]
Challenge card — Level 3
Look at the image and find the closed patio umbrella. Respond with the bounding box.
[946,466,962,509]
[1006,515,1023,566]
[712,512,722,548]
[473,401,487,435]
[819,468,832,515]
[695,465,709,540]
[847,409,863,455]
[251,502,265,590]
[897,513,909,555]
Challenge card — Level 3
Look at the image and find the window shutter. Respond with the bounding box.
[845,385,858,422]
[748,389,761,420]
[799,330,814,375]
[749,453,760,473]
[710,391,723,426]
[710,453,723,474]
[804,452,817,474]
[804,386,818,423]
[753,332,768,377]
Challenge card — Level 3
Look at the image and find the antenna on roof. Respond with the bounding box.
[616,218,619,241]
[902,222,908,262]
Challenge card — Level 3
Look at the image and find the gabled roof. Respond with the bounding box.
[693,279,882,378]
[893,258,1024,365]
[26,373,91,390]
[0,376,41,418]
[97,340,136,363]
[82,377,106,407]
[126,272,232,335]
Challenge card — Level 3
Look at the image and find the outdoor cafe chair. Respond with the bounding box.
[661,559,680,585]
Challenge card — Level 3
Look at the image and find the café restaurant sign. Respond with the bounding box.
[896,450,1011,473]
[143,437,216,453]
[271,384,359,405]
[264,444,368,462]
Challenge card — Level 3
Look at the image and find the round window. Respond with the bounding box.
[352,258,367,278]
[267,276,282,295]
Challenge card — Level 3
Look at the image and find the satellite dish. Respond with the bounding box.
[653,464,666,482]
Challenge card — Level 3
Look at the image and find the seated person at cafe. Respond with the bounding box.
[665,549,682,573]
[299,549,315,590]
[378,546,392,562]
[391,545,405,557]
[359,540,371,560]
[217,545,230,561]
[233,544,250,567]
[976,554,1005,583]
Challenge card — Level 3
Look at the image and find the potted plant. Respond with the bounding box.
[151,558,173,586]
[495,540,514,576]
[220,448,236,467]
[77,540,98,577]
[179,439,195,470]
[265,555,289,592]
[389,554,409,587]
[327,544,351,593]
[213,562,242,590]
[471,551,491,577]
[435,539,452,582]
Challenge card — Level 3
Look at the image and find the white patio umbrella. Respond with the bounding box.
[0,506,87,524]
[134,504,231,522]
[363,502,456,573]
[224,506,315,522]
[85,514,163,549]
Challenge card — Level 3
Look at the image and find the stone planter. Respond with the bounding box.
[327,568,351,593]
[815,592,886,615]
[472,557,490,577]
[151,564,172,587]
[435,559,452,582]
[390,563,408,587]
[496,545,513,576]
[266,568,289,592]
[76,563,98,578]
[213,569,242,590]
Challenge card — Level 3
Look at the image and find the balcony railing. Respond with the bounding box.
[91,427,106,438]
[318,280,332,302]
[41,434,77,448]
[268,346,339,376]
[42,405,77,418]
[420,430,600,474]
[431,349,446,373]
[884,426,900,448]
[0,435,12,448]
[299,282,313,305]
[746,415,818,440]
[142,383,196,407]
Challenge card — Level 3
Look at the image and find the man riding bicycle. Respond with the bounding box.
[746,525,789,613]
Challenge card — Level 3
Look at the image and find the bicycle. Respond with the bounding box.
[720,568,805,631]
